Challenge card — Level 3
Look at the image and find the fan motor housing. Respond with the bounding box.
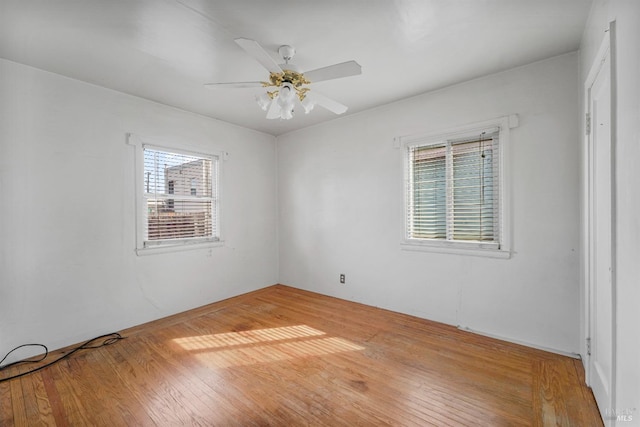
[278,45,296,62]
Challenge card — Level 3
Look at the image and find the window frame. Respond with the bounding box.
[128,134,224,255]
[400,116,515,258]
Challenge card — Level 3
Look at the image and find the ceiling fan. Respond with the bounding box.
[205,38,362,120]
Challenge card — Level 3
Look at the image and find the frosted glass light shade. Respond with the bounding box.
[301,96,315,114]
[256,93,271,111]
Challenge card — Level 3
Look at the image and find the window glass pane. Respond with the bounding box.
[143,148,215,243]
[410,146,446,239]
[190,178,197,196]
[452,140,495,241]
[406,129,499,247]
[144,149,212,197]
[147,199,213,241]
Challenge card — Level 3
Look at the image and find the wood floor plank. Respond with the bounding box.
[0,378,15,426]
[40,369,69,427]
[43,361,94,426]
[20,372,57,426]
[1,284,602,426]
[9,372,28,426]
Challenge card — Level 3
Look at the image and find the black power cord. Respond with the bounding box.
[0,332,125,383]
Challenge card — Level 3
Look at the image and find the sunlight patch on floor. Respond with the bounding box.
[171,324,365,369]
[194,337,365,368]
[173,325,326,350]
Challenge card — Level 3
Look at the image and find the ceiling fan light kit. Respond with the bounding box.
[205,38,361,121]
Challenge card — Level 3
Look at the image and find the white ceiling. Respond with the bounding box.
[0,0,592,136]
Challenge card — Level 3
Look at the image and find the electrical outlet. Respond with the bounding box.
[340,274,345,284]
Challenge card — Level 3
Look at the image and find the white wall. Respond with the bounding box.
[581,0,640,422]
[0,59,278,360]
[278,53,581,354]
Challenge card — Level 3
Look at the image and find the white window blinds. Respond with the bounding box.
[407,130,500,246]
[143,147,218,245]
[408,144,447,239]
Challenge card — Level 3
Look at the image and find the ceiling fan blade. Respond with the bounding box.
[266,98,282,119]
[304,60,362,83]
[204,81,264,89]
[235,38,283,74]
[308,92,348,115]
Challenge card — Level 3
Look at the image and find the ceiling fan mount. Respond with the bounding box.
[278,45,296,63]
[205,38,362,120]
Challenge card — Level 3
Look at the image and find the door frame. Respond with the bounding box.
[582,24,616,421]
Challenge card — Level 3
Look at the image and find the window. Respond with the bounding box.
[167,180,175,210]
[401,117,513,257]
[128,134,222,254]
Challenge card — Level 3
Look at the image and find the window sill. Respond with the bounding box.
[401,240,511,259]
[136,239,224,256]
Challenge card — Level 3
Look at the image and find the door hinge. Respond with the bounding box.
[586,337,591,356]
[585,112,591,135]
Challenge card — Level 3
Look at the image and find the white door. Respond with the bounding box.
[587,48,614,423]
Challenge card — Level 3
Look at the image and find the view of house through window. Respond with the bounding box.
[143,147,218,245]
[406,129,500,248]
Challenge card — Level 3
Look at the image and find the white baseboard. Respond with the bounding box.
[457,325,581,359]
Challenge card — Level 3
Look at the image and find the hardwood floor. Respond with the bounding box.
[1,285,602,426]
